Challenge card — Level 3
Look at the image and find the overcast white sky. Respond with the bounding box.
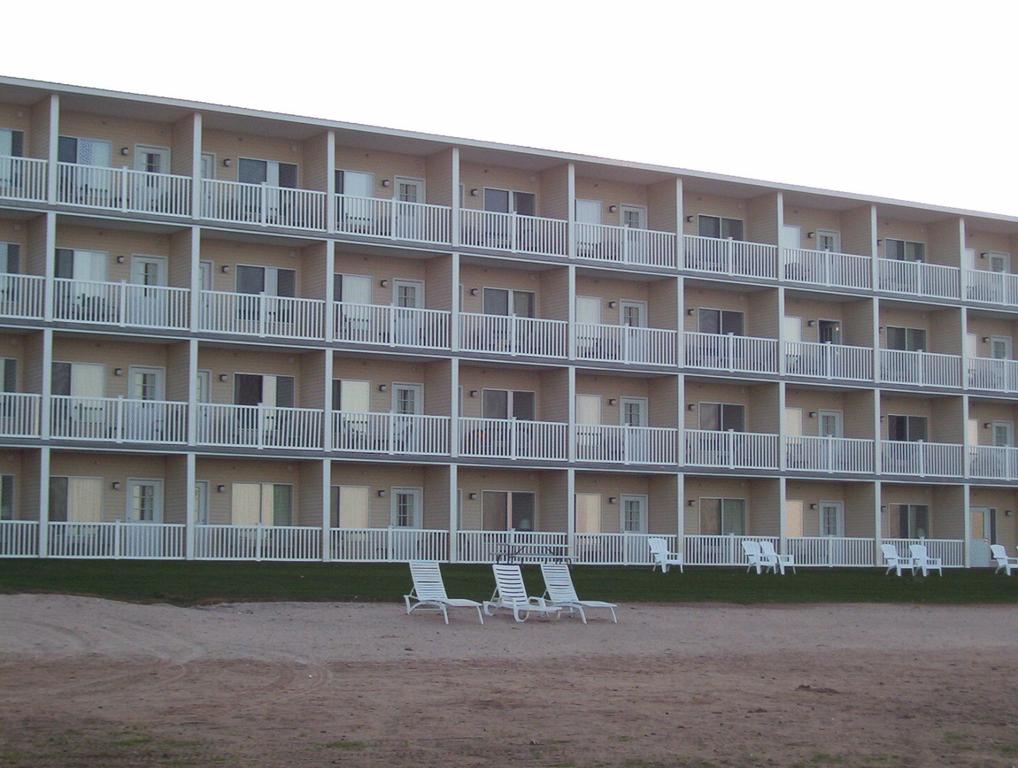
[4,1,1015,215]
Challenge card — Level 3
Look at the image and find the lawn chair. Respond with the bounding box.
[908,543,943,577]
[990,544,1018,576]
[742,539,771,574]
[648,537,684,574]
[540,562,618,624]
[759,540,795,575]
[881,543,915,576]
[483,564,562,623]
[404,560,484,624]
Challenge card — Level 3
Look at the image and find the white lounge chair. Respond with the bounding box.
[909,543,943,577]
[742,539,771,574]
[991,544,1018,575]
[759,540,795,575]
[648,537,684,573]
[540,562,618,624]
[404,560,484,624]
[483,564,562,623]
[881,543,915,577]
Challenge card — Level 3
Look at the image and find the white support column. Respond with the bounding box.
[874,480,883,564]
[321,458,332,561]
[778,475,787,554]
[567,264,576,359]
[190,112,202,219]
[188,225,201,332]
[324,239,335,342]
[956,217,967,300]
[185,451,196,559]
[869,204,880,291]
[186,338,198,446]
[448,463,459,562]
[959,306,969,389]
[873,388,882,475]
[40,328,52,439]
[42,211,55,322]
[676,472,685,554]
[872,297,881,383]
[566,468,575,558]
[450,148,461,248]
[778,381,787,471]
[450,358,460,458]
[677,373,686,466]
[777,285,787,376]
[37,446,50,557]
[676,275,685,370]
[961,394,971,480]
[46,94,58,205]
[567,366,576,462]
[450,252,460,351]
[962,483,971,568]
[323,350,334,452]
[775,192,785,280]
[675,177,684,271]
[325,131,336,234]
[566,163,576,259]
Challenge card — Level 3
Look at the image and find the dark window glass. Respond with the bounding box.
[49,476,68,522]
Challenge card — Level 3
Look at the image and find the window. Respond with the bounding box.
[820,502,845,537]
[0,475,12,520]
[236,265,295,298]
[891,504,930,538]
[818,320,841,344]
[0,242,20,273]
[621,495,647,533]
[48,477,102,523]
[481,389,535,420]
[331,485,369,528]
[700,498,746,535]
[239,158,297,188]
[697,308,744,335]
[234,374,295,408]
[885,239,925,262]
[391,487,422,528]
[698,403,745,432]
[230,482,292,526]
[0,128,23,158]
[483,287,535,318]
[816,230,841,253]
[335,169,374,198]
[698,215,743,240]
[1,357,16,392]
[484,188,535,216]
[58,136,112,167]
[482,491,536,531]
[575,493,601,534]
[886,326,926,352]
[887,414,928,442]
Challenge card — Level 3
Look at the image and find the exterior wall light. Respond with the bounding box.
[469,288,479,296]
[806,231,815,239]
[116,255,125,264]
[608,300,617,309]
[221,265,231,274]
[808,411,817,418]
[381,179,390,187]
[380,279,389,288]
[469,492,478,500]
[608,398,617,406]
[470,188,479,197]
[608,496,617,504]
[120,147,129,156]
[608,205,617,214]
[217,485,226,493]
[114,368,124,377]
[685,215,694,223]
[377,489,387,498]
[218,374,229,382]
[111,481,121,490]
[378,384,388,392]
[223,158,232,168]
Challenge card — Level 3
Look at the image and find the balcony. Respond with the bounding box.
[783,435,875,474]
[459,210,567,257]
[784,340,873,381]
[0,392,42,437]
[459,313,567,358]
[965,269,1018,306]
[685,429,780,470]
[201,179,326,231]
[575,324,677,366]
[334,194,451,245]
[967,357,1018,393]
[0,155,48,203]
[200,290,324,340]
[456,530,567,563]
[879,349,962,388]
[333,302,450,349]
[683,235,779,280]
[878,259,961,300]
[0,520,38,557]
[195,403,323,450]
[56,163,191,217]
[968,445,1018,481]
[459,417,567,461]
[332,412,449,456]
[330,527,449,562]
[47,521,186,559]
[195,524,322,561]
[574,223,677,268]
[683,534,781,566]
[781,248,872,291]
[575,424,677,465]
[54,278,190,330]
[883,537,964,567]
[880,440,963,477]
[684,332,778,374]
[0,273,45,320]
[50,395,187,443]
[785,536,876,567]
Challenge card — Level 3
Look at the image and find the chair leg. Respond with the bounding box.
[475,606,484,625]
[442,606,449,625]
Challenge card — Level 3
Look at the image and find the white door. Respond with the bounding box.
[64,363,105,432]
[820,501,845,537]
[992,421,1014,447]
[128,366,165,440]
[231,482,262,526]
[335,485,370,529]
[783,315,804,372]
[990,336,1012,360]
[200,153,215,180]
[780,224,802,251]
[575,393,601,460]
[575,296,602,355]
[67,477,103,522]
[574,493,601,534]
[392,279,424,344]
[392,383,423,415]
[70,363,104,398]
[970,507,992,567]
[784,406,803,437]
[818,410,843,437]
[391,487,423,528]
[620,494,648,534]
[129,255,168,325]
[337,380,371,442]
[393,177,425,239]
[199,261,213,291]
[336,274,373,339]
[194,480,209,525]
[126,478,163,523]
[133,145,170,174]
[575,199,603,251]
[785,499,804,537]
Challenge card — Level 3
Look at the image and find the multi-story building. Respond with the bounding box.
[0,75,1015,569]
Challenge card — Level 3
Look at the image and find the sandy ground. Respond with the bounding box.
[0,596,1016,767]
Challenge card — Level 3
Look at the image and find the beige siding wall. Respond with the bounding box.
[424,254,452,311]
[300,241,328,301]
[647,180,678,233]
[0,449,25,519]
[647,278,678,330]
[930,397,964,443]
[0,333,27,391]
[25,214,47,277]
[455,467,551,530]
[746,194,780,245]
[574,177,649,224]
[333,250,430,305]
[424,362,451,417]
[682,192,748,234]
[880,394,932,438]
[541,368,570,424]
[540,165,570,221]
[57,224,175,285]
[297,460,324,526]
[575,472,652,532]
[301,133,329,193]
[927,218,963,268]
[460,163,541,212]
[197,457,305,525]
[784,388,875,438]
[683,475,778,535]
[50,452,170,523]
[683,286,776,336]
[575,274,650,324]
[460,367,562,421]
[966,314,1018,358]
[844,482,877,537]
[52,337,181,399]
[748,289,779,340]
[29,98,51,160]
[879,307,963,354]
[164,455,188,524]
[970,487,1018,550]
[648,473,679,534]
[684,381,775,429]
[459,263,550,315]
[168,228,193,290]
[648,376,679,428]
[781,205,842,240]
[202,129,306,184]
[0,103,34,155]
[21,449,41,521]
[332,357,433,412]
[299,352,326,410]
[422,464,450,529]
[877,216,928,257]
[22,332,44,394]
[932,485,966,539]
[165,342,191,402]
[541,267,570,322]
[424,149,454,207]
[170,115,195,176]
[786,479,872,537]
[197,347,307,405]
[201,237,310,294]
[841,206,876,257]
[749,478,781,536]
[335,145,427,198]
[969,402,1018,445]
[539,470,568,533]
[59,111,182,166]
[784,297,873,346]
[0,217,29,266]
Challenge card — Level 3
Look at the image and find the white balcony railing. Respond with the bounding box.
[196,403,323,450]
[332,412,449,455]
[456,530,569,564]
[0,520,39,557]
[880,440,963,477]
[878,258,961,300]
[685,430,780,470]
[785,537,875,567]
[460,209,568,257]
[683,332,779,374]
[0,392,41,437]
[53,278,190,330]
[47,521,186,559]
[194,524,321,561]
[573,532,679,566]
[575,424,678,464]
[330,528,449,562]
[782,248,872,290]
[879,349,962,388]
[0,155,47,202]
[200,290,324,340]
[684,235,779,280]
[968,445,1018,481]
[50,396,187,443]
[965,268,1018,306]
[883,538,964,568]
[459,417,567,461]
[334,194,451,244]
[574,223,677,267]
[575,324,678,366]
[0,273,45,320]
[57,163,191,217]
[683,534,780,566]
[459,313,567,358]
[966,357,1018,393]
[201,179,326,230]
[332,302,450,349]
[784,436,875,474]
[784,340,873,381]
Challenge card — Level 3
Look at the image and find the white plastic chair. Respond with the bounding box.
[908,543,943,577]
[648,537,684,573]
[404,560,484,624]
[881,543,915,577]
[759,540,795,575]
[483,564,562,623]
[742,539,770,574]
[540,562,618,624]
[990,544,1017,576]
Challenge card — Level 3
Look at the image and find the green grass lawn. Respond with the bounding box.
[0,559,1016,606]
